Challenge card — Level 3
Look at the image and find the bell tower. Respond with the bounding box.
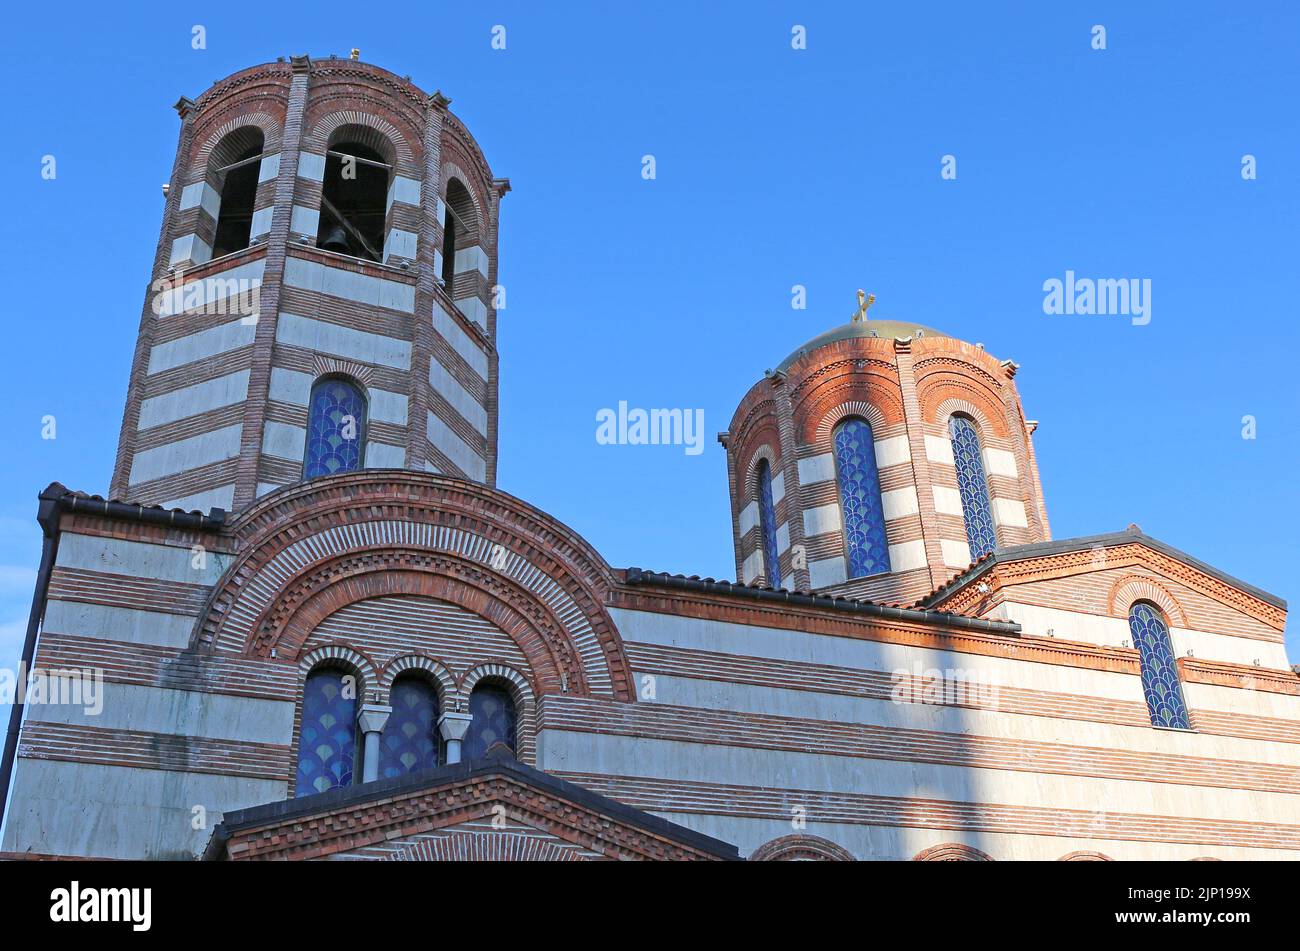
[109,55,508,513]
[722,292,1051,604]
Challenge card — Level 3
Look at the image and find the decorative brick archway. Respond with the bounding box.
[749,834,855,861]
[912,843,993,861]
[192,473,634,701]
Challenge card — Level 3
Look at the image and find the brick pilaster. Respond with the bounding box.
[231,56,312,510]
[895,339,948,588]
[999,361,1049,543]
[770,375,811,591]
[110,97,199,501]
[405,93,449,473]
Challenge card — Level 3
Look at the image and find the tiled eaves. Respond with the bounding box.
[621,567,1021,635]
[914,528,1287,612]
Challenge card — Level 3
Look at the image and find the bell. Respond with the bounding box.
[320,224,349,253]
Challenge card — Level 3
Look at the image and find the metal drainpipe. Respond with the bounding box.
[0,525,59,834]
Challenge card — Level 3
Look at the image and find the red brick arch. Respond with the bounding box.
[259,557,565,696]
[192,473,634,702]
[1058,850,1113,861]
[912,843,993,861]
[1108,575,1189,628]
[749,834,855,861]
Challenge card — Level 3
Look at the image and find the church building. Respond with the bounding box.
[1,57,1296,861]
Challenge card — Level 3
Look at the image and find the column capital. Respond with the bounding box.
[357,703,392,734]
[437,711,473,742]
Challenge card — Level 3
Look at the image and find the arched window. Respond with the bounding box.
[209,128,265,258]
[949,415,997,560]
[441,179,477,290]
[304,377,367,479]
[316,130,392,262]
[833,417,891,577]
[296,667,358,797]
[1129,602,1190,729]
[378,676,440,778]
[464,683,517,760]
[757,458,781,587]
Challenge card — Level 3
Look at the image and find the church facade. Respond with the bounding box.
[1,57,1296,862]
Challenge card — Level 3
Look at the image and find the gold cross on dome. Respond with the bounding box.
[852,289,876,323]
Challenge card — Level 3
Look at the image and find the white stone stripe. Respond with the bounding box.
[297,151,325,182]
[283,257,415,313]
[984,447,1019,478]
[433,307,488,378]
[427,410,486,481]
[148,319,256,374]
[429,361,488,435]
[798,453,836,485]
[276,312,411,370]
[55,532,232,585]
[992,497,1028,528]
[155,259,265,318]
[138,370,249,430]
[128,424,242,484]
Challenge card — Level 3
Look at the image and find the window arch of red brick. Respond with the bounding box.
[255,558,567,697]
[379,654,459,708]
[195,472,634,702]
[1108,575,1189,628]
[749,834,855,861]
[914,369,1008,439]
[1058,850,1113,861]
[912,843,994,861]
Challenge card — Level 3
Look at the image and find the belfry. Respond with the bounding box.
[1,56,1296,863]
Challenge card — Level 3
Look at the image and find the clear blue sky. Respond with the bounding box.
[2,1,1296,677]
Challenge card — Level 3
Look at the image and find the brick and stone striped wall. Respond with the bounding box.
[110,58,503,513]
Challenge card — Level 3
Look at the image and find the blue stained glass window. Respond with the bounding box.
[757,459,782,588]
[304,378,367,479]
[949,415,998,560]
[463,684,517,760]
[296,668,357,797]
[378,677,440,779]
[833,417,892,577]
[1129,603,1191,729]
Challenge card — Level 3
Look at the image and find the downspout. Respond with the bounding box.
[0,485,65,834]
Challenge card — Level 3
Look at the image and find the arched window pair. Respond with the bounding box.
[295,669,518,798]
[1128,602,1191,729]
[826,413,997,578]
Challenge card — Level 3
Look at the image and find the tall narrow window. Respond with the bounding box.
[949,415,997,559]
[304,377,367,479]
[464,684,517,760]
[441,179,477,291]
[833,417,891,577]
[296,668,358,797]
[440,195,457,286]
[379,676,440,778]
[1129,603,1191,729]
[209,128,264,259]
[757,459,782,588]
[316,135,391,261]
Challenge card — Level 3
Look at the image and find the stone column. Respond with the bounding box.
[437,711,474,764]
[356,703,392,782]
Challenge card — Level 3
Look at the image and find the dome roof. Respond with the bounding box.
[776,319,949,372]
